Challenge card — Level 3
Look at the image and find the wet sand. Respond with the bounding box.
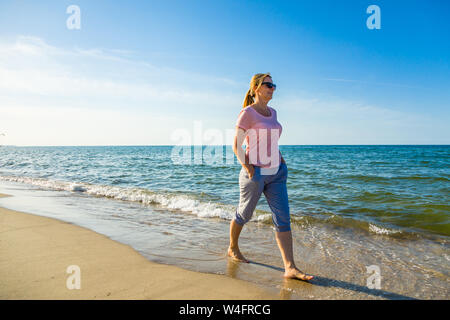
[0,193,278,300]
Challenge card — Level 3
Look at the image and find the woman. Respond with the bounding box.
[228,73,314,281]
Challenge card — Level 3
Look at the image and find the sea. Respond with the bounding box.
[0,145,448,299]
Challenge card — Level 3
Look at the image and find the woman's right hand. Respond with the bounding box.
[243,164,255,179]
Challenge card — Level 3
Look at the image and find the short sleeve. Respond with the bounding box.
[235,108,253,130]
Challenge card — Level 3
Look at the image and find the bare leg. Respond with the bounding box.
[275,230,314,281]
[227,219,249,263]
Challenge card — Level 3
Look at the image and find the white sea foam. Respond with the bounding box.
[0,175,242,221]
[369,223,401,235]
[256,213,272,222]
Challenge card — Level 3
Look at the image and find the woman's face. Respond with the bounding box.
[255,76,275,101]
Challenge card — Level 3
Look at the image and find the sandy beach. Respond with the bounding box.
[0,193,278,300]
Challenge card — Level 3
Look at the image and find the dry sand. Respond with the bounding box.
[0,193,278,299]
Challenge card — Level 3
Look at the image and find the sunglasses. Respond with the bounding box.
[261,82,277,89]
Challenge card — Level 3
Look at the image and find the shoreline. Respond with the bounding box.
[0,193,278,300]
[1,174,447,241]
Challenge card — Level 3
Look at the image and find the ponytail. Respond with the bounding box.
[242,88,255,108]
[242,72,272,109]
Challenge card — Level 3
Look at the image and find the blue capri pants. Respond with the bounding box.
[234,162,291,232]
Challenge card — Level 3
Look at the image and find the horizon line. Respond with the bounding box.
[2,144,449,147]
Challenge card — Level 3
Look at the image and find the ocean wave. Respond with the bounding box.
[395,176,449,182]
[260,211,411,238]
[0,174,438,240]
[341,174,391,184]
[368,224,402,235]
[0,174,238,221]
[353,190,407,204]
[342,174,449,184]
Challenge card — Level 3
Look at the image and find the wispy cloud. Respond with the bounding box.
[0,35,244,145]
[0,35,240,108]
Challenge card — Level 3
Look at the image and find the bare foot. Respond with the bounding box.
[227,246,249,263]
[284,267,314,281]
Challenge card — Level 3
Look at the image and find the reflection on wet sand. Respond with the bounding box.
[225,258,418,300]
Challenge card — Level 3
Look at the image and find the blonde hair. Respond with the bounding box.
[242,72,272,108]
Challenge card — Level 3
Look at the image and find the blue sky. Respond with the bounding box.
[0,0,448,145]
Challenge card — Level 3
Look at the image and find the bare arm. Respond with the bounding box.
[233,127,255,178]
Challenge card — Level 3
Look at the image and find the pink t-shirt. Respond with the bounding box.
[235,105,282,168]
